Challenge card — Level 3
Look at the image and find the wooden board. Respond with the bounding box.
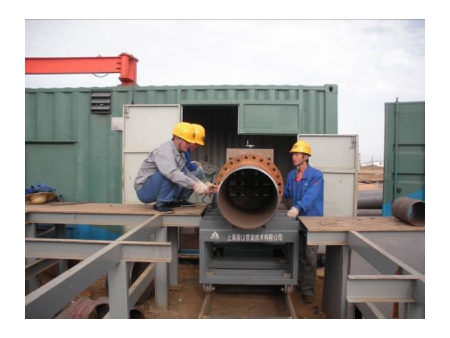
[300,216,425,232]
[25,202,208,216]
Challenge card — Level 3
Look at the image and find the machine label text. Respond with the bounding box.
[226,233,283,242]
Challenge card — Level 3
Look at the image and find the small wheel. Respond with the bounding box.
[203,284,213,293]
[284,285,293,294]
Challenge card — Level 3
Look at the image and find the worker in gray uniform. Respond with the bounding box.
[283,140,324,303]
[134,122,217,212]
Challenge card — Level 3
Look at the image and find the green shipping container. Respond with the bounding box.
[25,84,338,238]
[382,100,425,216]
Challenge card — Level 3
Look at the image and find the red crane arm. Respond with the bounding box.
[25,53,139,86]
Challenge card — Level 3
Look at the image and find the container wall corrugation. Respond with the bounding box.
[382,100,425,216]
[26,85,338,208]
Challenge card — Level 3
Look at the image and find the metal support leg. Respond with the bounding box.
[155,226,168,308]
[168,227,179,287]
[107,261,131,319]
[404,279,425,319]
[55,225,68,274]
[323,245,351,319]
[25,223,39,294]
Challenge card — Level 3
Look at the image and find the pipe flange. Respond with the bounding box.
[215,153,284,229]
[215,154,284,199]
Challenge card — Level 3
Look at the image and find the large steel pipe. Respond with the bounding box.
[215,153,284,230]
[358,189,383,209]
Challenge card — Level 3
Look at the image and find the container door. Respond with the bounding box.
[122,104,181,203]
[382,100,425,216]
[297,134,359,217]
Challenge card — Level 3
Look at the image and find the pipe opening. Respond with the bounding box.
[217,167,280,229]
[391,197,425,226]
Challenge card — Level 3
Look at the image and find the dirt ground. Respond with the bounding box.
[42,166,383,319]
[65,259,326,319]
[357,165,384,190]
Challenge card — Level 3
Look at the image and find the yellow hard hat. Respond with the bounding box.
[289,140,312,155]
[192,123,205,145]
[172,122,196,144]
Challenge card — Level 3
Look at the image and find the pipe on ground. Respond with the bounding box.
[357,189,383,209]
[215,153,284,230]
[357,209,382,216]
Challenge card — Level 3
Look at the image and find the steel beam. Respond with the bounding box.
[346,276,417,303]
[129,263,155,306]
[118,214,162,241]
[323,245,351,319]
[163,214,201,227]
[25,238,171,262]
[25,212,151,226]
[25,259,60,281]
[25,223,39,293]
[347,231,422,276]
[104,263,156,318]
[168,227,179,287]
[354,302,386,319]
[26,238,110,259]
[26,243,123,318]
[108,261,131,319]
[155,226,168,308]
[307,231,348,245]
[25,212,201,228]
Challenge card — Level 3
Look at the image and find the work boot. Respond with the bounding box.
[168,200,195,207]
[153,202,174,213]
[177,200,195,207]
[302,294,314,303]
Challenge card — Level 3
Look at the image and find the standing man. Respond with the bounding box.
[185,123,206,181]
[134,122,217,213]
[283,140,324,303]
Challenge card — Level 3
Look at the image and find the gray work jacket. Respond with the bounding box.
[134,140,196,191]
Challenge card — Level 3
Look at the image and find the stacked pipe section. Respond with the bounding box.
[391,197,425,226]
[215,153,284,230]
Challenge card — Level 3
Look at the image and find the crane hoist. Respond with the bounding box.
[25,53,139,86]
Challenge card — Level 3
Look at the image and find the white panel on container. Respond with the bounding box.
[122,105,181,203]
[297,134,358,217]
[123,153,151,204]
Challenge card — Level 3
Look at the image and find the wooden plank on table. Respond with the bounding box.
[25,202,208,216]
[300,217,425,232]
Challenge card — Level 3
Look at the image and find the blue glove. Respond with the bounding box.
[31,183,56,193]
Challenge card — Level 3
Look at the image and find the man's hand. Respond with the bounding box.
[287,206,299,218]
[193,181,209,195]
[193,181,218,195]
[205,182,218,194]
[192,161,203,170]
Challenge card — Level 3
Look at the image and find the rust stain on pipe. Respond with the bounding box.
[215,153,284,230]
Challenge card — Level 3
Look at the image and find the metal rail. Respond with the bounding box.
[198,287,297,319]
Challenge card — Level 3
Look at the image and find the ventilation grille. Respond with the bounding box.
[91,92,111,113]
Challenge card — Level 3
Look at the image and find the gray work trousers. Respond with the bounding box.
[298,231,319,296]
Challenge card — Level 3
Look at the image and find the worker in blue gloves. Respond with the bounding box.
[134,122,217,213]
[283,140,324,303]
